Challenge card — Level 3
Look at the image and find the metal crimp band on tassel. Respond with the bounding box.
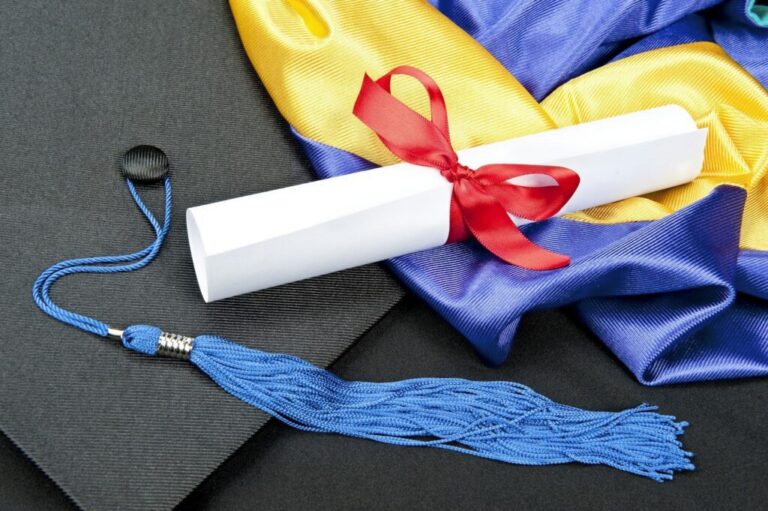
[156,332,195,360]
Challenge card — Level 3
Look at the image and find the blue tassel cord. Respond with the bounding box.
[33,172,694,482]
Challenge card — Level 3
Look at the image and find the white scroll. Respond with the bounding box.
[187,105,707,302]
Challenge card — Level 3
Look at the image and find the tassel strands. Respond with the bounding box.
[122,325,693,481]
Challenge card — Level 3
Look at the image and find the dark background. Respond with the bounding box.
[1,1,767,510]
[3,297,768,509]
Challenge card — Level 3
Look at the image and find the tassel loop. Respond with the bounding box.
[122,325,162,356]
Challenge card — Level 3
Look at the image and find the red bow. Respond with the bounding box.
[353,66,580,270]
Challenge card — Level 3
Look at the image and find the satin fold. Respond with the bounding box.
[230,0,768,384]
[429,0,768,96]
[544,43,768,252]
[229,0,554,167]
[429,0,722,99]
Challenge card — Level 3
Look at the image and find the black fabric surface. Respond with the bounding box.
[0,1,403,510]
[2,296,768,510]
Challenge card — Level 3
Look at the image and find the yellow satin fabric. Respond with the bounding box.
[230,0,554,165]
[230,0,768,250]
[546,44,768,250]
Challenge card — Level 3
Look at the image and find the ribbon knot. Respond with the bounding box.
[442,163,474,183]
[353,65,580,270]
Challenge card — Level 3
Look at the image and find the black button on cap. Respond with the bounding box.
[120,145,169,182]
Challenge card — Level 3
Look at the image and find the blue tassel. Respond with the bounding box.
[123,325,694,482]
[33,173,694,483]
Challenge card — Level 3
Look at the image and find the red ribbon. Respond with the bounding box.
[353,66,580,270]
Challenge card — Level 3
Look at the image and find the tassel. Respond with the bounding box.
[123,325,694,482]
[33,166,694,483]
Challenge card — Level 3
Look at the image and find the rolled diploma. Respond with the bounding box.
[187,105,707,302]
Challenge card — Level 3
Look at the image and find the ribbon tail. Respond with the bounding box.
[454,180,570,270]
[475,164,581,221]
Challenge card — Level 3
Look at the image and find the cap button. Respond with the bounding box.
[119,145,169,182]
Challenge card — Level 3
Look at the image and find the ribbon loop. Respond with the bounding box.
[354,66,580,270]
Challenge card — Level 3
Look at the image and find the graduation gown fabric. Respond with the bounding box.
[230,0,768,385]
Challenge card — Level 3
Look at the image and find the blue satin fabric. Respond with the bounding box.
[430,0,767,98]
[392,186,768,385]
[709,0,768,86]
[293,0,768,385]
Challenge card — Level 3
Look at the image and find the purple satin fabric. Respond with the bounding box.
[292,0,768,385]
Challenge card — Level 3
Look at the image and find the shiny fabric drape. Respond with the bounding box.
[429,0,768,99]
[230,0,768,385]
